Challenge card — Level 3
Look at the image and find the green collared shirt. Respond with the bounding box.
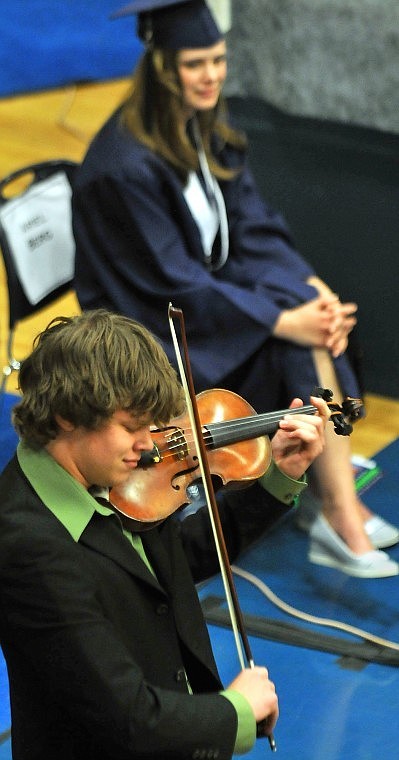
[17,442,155,570]
[259,458,307,505]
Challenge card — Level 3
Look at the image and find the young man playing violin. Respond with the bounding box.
[0,309,328,760]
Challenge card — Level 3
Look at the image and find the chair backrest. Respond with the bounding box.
[0,159,78,330]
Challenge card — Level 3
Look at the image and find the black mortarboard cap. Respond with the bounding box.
[111,0,223,49]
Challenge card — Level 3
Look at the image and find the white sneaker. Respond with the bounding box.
[308,514,399,578]
[364,515,399,549]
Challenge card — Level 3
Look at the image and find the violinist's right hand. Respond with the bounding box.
[226,666,279,732]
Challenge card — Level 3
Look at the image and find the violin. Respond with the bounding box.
[110,386,362,525]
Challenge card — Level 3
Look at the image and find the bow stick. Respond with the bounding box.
[168,304,277,752]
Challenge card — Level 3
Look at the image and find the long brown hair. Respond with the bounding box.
[121,47,247,182]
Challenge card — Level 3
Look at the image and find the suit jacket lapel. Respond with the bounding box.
[80,512,167,596]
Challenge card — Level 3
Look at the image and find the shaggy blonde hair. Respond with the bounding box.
[13,310,185,448]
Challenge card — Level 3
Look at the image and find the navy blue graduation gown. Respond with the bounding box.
[72,108,359,412]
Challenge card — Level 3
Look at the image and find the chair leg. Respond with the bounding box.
[1,330,20,395]
[1,359,20,395]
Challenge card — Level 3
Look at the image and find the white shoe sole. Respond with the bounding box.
[309,549,399,578]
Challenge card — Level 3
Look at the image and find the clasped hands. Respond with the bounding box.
[273,275,357,358]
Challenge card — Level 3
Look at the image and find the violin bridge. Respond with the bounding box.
[170,428,189,461]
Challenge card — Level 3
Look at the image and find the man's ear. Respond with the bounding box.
[54,414,76,432]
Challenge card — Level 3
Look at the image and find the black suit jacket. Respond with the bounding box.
[0,455,287,760]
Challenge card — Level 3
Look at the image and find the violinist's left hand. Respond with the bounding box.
[270,396,329,480]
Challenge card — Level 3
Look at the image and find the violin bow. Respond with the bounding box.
[168,304,277,753]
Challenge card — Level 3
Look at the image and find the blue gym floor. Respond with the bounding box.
[1,392,398,758]
[200,439,399,758]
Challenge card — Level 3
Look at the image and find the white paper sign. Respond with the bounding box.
[0,171,75,305]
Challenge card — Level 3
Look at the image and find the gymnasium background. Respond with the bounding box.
[2,0,398,397]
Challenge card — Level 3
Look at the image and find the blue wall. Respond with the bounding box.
[0,1,143,97]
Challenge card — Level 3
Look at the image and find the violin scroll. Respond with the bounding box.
[312,387,363,436]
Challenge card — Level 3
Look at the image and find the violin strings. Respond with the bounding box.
[150,430,213,462]
[151,405,318,461]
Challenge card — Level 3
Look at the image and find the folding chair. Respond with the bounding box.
[0,159,78,393]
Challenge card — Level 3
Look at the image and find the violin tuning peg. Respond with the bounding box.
[311,386,333,402]
[341,396,363,422]
[336,419,353,436]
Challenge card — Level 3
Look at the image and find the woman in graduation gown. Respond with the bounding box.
[72,0,399,577]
